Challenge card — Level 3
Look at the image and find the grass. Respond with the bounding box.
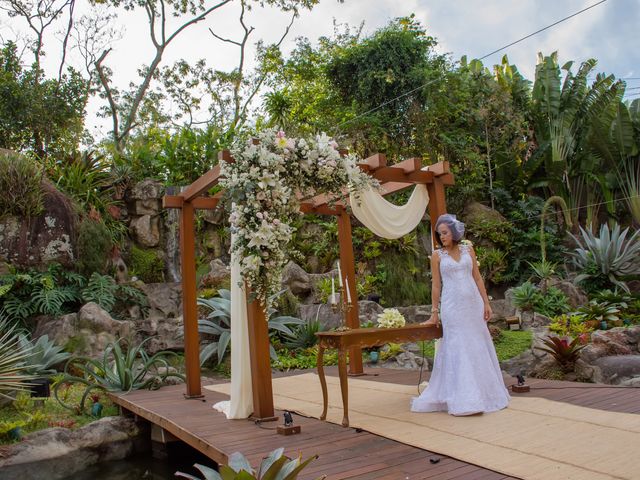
[0,384,119,444]
[415,330,533,362]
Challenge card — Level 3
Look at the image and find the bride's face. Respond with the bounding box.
[437,224,454,248]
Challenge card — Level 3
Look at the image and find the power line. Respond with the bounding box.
[333,0,611,134]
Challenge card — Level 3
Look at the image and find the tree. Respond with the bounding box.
[0,41,87,157]
[93,0,321,153]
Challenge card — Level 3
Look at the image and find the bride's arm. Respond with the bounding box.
[430,251,442,324]
[469,247,492,321]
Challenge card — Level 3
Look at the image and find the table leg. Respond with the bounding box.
[337,348,349,427]
[317,344,328,421]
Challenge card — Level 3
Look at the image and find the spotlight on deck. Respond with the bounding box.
[277,410,301,435]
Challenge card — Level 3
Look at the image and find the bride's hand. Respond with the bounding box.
[422,313,440,327]
[483,304,492,322]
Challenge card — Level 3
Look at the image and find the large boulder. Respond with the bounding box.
[34,303,135,357]
[593,355,640,384]
[137,282,184,352]
[281,262,312,296]
[199,259,230,288]
[130,214,160,248]
[128,179,163,216]
[0,416,148,480]
[549,278,588,309]
[0,180,77,269]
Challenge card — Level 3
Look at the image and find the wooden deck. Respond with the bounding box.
[111,368,640,479]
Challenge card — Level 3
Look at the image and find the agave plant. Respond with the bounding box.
[527,260,559,292]
[510,281,541,311]
[569,223,640,293]
[197,289,304,365]
[535,335,586,372]
[54,337,184,412]
[18,334,71,376]
[0,317,37,400]
[175,447,324,480]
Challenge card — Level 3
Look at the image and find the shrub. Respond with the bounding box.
[0,315,37,400]
[0,151,44,218]
[76,219,112,276]
[129,246,165,283]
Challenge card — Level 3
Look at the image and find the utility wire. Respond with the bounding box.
[333,0,610,134]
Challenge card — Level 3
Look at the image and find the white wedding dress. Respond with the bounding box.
[411,244,510,415]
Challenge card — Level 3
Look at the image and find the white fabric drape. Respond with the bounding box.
[220,236,253,419]
[349,184,429,239]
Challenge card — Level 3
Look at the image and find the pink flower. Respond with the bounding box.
[276,130,286,138]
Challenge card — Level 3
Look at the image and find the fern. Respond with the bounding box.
[82,273,117,311]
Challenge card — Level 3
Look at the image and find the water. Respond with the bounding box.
[61,443,217,480]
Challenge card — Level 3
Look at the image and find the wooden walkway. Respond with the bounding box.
[111,368,640,479]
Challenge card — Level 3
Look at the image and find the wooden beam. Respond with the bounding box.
[299,203,343,216]
[393,157,422,173]
[357,153,387,171]
[179,201,202,398]
[336,209,363,375]
[180,164,222,202]
[246,292,276,421]
[425,161,450,176]
[372,168,433,183]
[163,195,220,210]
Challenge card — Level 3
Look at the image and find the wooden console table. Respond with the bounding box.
[315,324,443,427]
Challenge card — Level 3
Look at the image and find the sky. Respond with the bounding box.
[1,0,639,139]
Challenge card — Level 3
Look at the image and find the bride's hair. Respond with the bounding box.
[434,214,465,246]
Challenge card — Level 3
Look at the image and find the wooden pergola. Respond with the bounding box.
[163,151,453,420]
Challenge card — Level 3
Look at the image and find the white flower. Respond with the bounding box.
[377,308,406,329]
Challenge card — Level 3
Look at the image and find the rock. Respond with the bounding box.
[131,199,161,216]
[462,201,508,225]
[396,305,431,324]
[112,256,129,284]
[0,416,149,480]
[619,376,640,387]
[129,179,164,200]
[137,283,184,352]
[203,229,225,258]
[281,262,312,296]
[299,303,344,331]
[200,259,230,288]
[388,351,424,369]
[489,298,516,320]
[33,304,135,358]
[358,300,385,325]
[130,215,160,248]
[549,278,588,309]
[593,355,640,384]
[0,180,77,269]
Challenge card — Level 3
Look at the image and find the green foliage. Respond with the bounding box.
[475,246,508,285]
[0,42,87,158]
[376,251,430,307]
[54,338,184,413]
[129,246,165,283]
[0,316,37,400]
[0,382,118,444]
[0,265,147,326]
[175,447,324,480]
[272,346,337,371]
[570,223,640,293]
[284,320,322,349]
[0,151,44,218]
[197,289,304,365]
[511,282,570,317]
[535,335,586,372]
[76,220,113,276]
[314,278,333,304]
[18,334,71,376]
[576,300,621,325]
[549,314,594,338]
[417,330,532,362]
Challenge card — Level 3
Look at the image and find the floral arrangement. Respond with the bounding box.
[220,129,376,308]
[377,308,406,329]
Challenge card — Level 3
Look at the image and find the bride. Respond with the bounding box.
[412,214,510,416]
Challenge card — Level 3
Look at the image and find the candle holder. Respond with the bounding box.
[330,285,353,314]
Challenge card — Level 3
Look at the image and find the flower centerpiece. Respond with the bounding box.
[220,129,377,309]
[376,308,406,329]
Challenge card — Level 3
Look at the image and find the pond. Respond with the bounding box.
[62,442,217,480]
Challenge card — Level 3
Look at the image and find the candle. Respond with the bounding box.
[331,277,336,304]
[337,262,343,287]
[345,278,352,304]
